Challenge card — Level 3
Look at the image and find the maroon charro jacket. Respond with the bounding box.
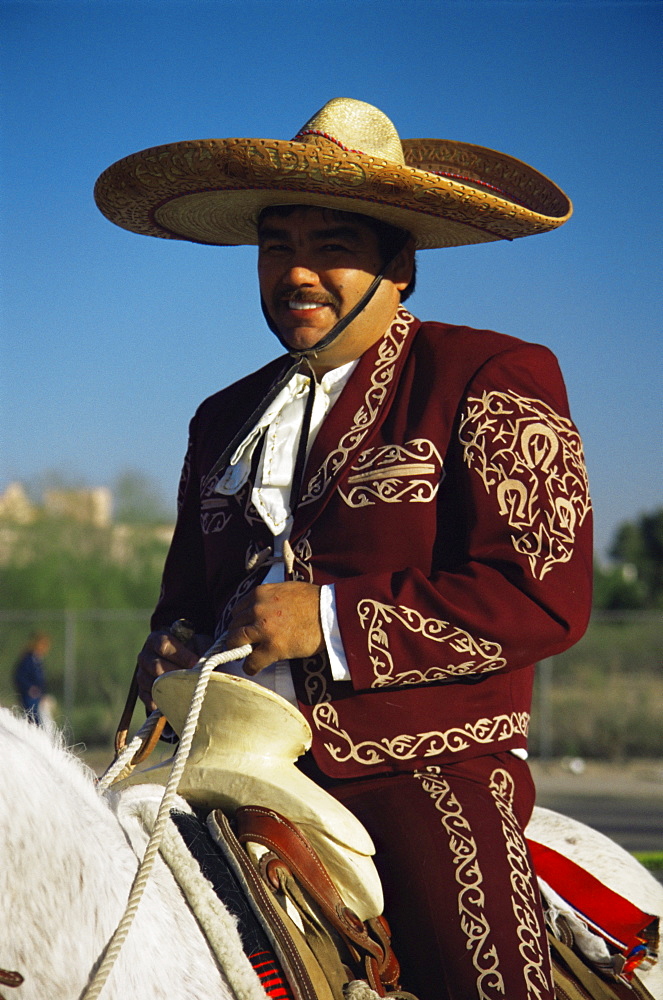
[151,307,592,779]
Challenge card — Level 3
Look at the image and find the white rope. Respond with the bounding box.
[81,641,253,1000]
[96,710,163,793]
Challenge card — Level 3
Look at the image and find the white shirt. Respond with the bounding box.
[214,360,356,703]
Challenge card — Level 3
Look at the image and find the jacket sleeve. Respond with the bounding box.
[333,342,593,691]
[150,411,216,635]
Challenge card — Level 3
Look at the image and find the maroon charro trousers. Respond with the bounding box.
[321,752,554,1000]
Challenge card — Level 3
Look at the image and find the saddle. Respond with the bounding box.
[121,786,413,998]
[116,669,383,921]
[115,670,414,997]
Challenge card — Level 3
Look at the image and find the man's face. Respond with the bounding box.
[257,206,411,373]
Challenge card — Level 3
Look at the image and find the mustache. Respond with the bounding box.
[275,289,342,312]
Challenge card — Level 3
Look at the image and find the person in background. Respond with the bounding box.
[14,631,51,725]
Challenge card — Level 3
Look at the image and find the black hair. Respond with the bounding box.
[257,204,417,301]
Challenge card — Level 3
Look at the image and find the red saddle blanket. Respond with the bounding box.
[528,838,659,977]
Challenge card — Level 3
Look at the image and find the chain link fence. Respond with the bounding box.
[1,608,661,755]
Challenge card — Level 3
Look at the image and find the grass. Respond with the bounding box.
[633,852,663,873]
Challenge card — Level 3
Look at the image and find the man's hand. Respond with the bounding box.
[135,630,204,711]
[225,582,324,675]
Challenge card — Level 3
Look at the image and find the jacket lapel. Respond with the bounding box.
[293,307,420,537]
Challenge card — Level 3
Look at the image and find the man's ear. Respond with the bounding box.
[388,237,416,292]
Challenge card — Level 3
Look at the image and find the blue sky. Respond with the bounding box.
[1,0,660,558]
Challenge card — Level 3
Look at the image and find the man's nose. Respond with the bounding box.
[282,263,319,287]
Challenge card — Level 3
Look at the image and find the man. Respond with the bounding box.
[96,98,592,999]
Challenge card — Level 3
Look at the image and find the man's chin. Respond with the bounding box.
[272,325,333,354]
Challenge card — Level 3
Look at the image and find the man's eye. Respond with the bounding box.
[321,243,349,252]
[260,243,290,254]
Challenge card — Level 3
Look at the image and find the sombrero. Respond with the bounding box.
[94,97,572,250]
[115,669,384,920]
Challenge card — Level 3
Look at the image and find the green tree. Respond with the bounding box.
[592,562,647,610]
[594,508,663,609]
[610,508,663,606]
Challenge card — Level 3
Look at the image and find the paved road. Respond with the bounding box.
[533,789,663,853]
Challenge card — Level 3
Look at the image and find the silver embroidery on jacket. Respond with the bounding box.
[339,439,444,508]
[200,468,232,535]
[313,704,529,766]
[358,600,506,686]
[459,390,591,580]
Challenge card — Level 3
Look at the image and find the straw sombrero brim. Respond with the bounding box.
[94,134,572,250]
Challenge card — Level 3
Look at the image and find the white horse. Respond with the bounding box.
[0,706,660,1000]
[0,707,260,1000]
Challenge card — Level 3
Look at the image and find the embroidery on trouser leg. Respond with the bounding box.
[489,768,553,1000]
[414,766,506,999]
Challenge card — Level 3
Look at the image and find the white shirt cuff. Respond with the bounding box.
[319,584,351,682]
